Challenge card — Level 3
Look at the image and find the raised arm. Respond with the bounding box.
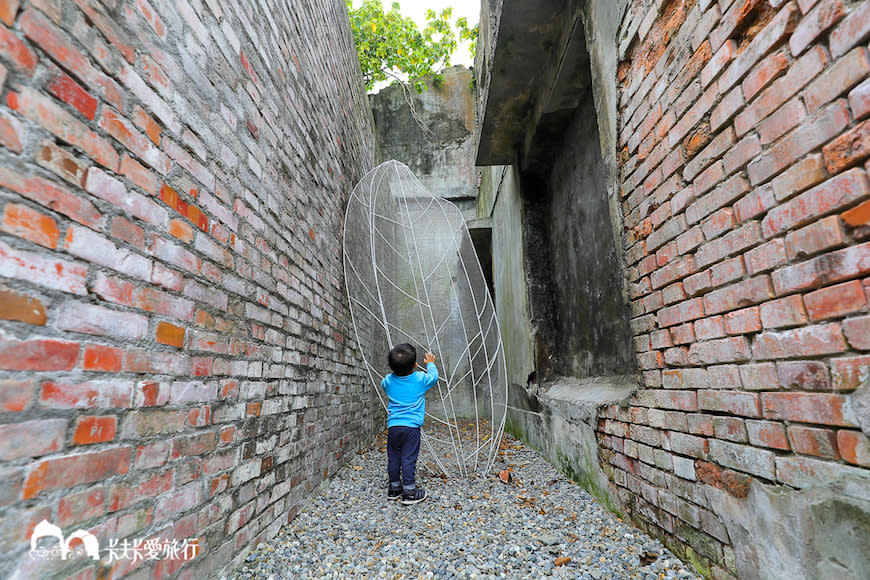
[422,352,438,389]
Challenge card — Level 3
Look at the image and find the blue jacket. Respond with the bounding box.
[381,363,439,427]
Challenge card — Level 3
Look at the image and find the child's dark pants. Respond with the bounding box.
[387,426,421,489]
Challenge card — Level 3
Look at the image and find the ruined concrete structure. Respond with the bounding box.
[370,66,479,210]
[0,0,379,577]
[1,0,869,578]
[476,0,870,578]
[369,66,496,314]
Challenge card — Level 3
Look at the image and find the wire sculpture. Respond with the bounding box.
[343,160,508,479]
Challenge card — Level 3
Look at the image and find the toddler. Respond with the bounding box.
[381,343,438,505]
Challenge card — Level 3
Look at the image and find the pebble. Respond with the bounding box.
[229,432,700,579]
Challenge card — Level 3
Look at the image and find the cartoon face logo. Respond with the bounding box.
[29,520,100,561]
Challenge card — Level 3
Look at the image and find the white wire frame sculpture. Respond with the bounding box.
[343,160,508,479]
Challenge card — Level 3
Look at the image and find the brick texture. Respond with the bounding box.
[608,0,870,575]
[0,0,378,578]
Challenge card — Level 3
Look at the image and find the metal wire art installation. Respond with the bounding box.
[343,160,508,478]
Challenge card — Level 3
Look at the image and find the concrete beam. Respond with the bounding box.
[475,0,580,166]
[475,0,596,175]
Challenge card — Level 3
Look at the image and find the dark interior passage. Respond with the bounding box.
[522,91,636,382]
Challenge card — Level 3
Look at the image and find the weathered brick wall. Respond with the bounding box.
[605,0,870,576]
[0,0,377,577]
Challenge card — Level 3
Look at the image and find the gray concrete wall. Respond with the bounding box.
[473,0,639,549]
[476,154,634,516]
[539,93,636,380]
[478,165,535,390]
[370,67,478,201]
[505,377,637,516]
[475,0,870,578]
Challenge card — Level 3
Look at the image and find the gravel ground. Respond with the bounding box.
[231,429,700,579]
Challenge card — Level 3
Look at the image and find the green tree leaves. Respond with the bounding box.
[346,0,477,92]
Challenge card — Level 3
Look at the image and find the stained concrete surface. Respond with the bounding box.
[506,376,639,515]
[845,382,870,436]
[535,94,636,380]
[370,67,478,201]
[707,473,870,580]
[483,164,536,390]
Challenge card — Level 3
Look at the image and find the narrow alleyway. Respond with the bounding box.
[231,433,700,579]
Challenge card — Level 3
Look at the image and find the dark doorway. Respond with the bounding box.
[522,90,636,382]
[469,226,495,303]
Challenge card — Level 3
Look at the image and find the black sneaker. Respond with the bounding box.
[387,487,402,501]
[400,487,426,505]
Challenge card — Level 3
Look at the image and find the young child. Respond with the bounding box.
[381,343,439,505]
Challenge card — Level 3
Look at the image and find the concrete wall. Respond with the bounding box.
[370,66,478,205]
[474,0,639,523]
[531,93,636,380]
[368,69,493,418]
[479,165,535,389]
[0,0,378,578]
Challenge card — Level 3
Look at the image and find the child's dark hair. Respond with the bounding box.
[388,343,417,376]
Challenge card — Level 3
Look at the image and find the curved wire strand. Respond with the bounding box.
[343,160,508,478]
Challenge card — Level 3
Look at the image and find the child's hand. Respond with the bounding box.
[424,352,435,364]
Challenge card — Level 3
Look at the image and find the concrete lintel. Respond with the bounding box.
[540,375,639,424]
[465,217,493,230]
[475,0,582,166]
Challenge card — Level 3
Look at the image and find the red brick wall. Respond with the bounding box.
[608,0,870,575]
[0,0,377,577]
